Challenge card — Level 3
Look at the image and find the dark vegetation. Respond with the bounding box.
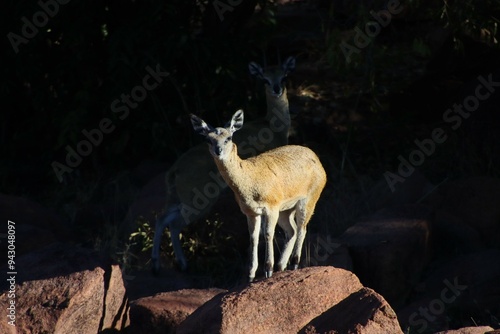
[1,0,499,331]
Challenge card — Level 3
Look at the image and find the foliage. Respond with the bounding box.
[129,218,155,253]
[128,213,243,287]
[437,0,499,48]
[323,0,499,75]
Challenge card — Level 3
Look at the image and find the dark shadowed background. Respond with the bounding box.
[1,1,499,332]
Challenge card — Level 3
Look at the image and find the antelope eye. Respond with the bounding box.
[225,136,232,143]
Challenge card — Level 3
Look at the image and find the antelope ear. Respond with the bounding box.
[248,61,264,78]
[228,109,244,134]
[282,56,296,74]
[190,114,213,137]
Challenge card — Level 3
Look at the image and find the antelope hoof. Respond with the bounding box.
[265,270,273,278]
[292,264,299,270]
[248,276,255,283]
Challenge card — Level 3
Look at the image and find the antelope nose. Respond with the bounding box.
[213,146,223,156]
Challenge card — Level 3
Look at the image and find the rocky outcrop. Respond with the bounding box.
[125,267,194,301]
[301,287,403,334]
[0,242,129,334]
[129,288,226,334]
[339,205,432,308]
[397,249,500,333]
[177,266,403,334]
[434,326,496,334]
[423,176,500,246]
[0,193,70,254]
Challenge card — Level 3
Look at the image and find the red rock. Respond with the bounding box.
[424,176,500,246]
[432,209,483,255]
[12,223,58,256]
[129,288,226,334]
[302,287,403,334]
[434,326,495,334]
[0,194,65,233]
[0,243,129,334]
[103,264,130,330]
[177,266,403,334]
[397,250,500,333]
[0,193,70,254]
[125,268,194,301]
[339,205,432,308]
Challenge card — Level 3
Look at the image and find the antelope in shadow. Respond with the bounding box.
[191,110,327,282]
[152,57,296,274]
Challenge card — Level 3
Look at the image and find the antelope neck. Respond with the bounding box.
[213,143,248,194]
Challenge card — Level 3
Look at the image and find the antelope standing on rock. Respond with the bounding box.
[191,110,327,282]
[151,57,296,274]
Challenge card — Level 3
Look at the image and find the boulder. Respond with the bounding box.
[0,242,129,334]
[8,223,58,256]
[125,268,194,301]
[177,266,403,334]
[0,193,70,254]
[431,209,483,257]
[398,250,500,333]
[129,288,226,334]
[0,194,65,232]
[339,205,432,308]
[103,263,129,330]
[423,176,500,246]
[434,326,495,334]
[301,287,403,334]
